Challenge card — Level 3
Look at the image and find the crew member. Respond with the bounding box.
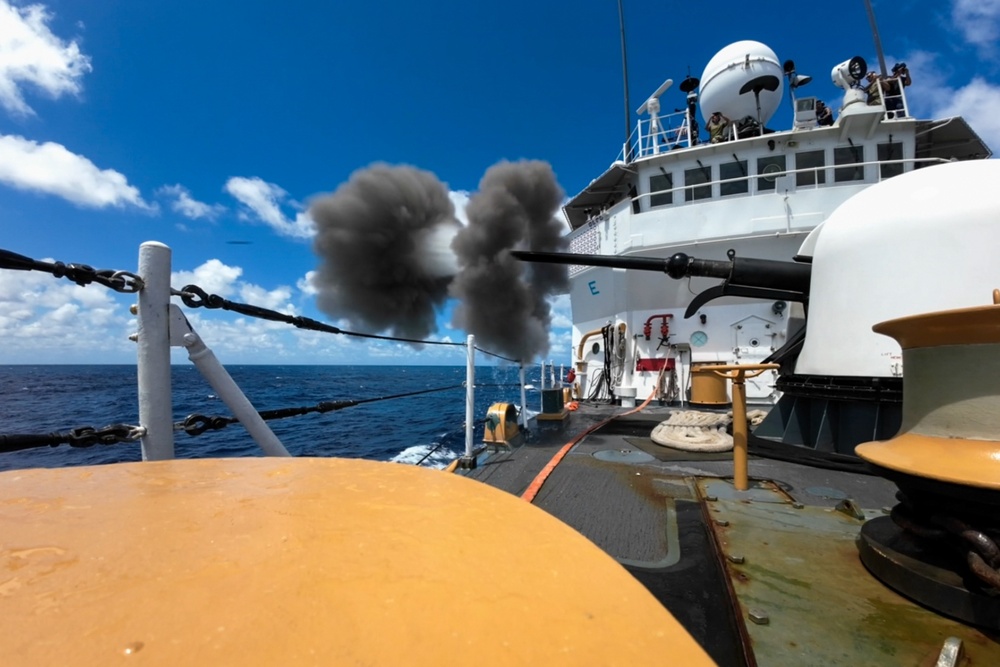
[706,111,729,143]
[865,72,884,106]
[816,100,833,126]
[885,63,911,113]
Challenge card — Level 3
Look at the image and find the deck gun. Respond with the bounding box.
[511,249,812,318]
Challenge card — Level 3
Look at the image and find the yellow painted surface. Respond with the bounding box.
[0,458,712,666]
[483,402,519,445]
[689,363,729,405]
[874,303,1000,349]
[856,432,1000,489]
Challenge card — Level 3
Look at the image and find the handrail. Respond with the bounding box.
[619,109,695,162]
[873,77,910,120]
[622,89,913,162]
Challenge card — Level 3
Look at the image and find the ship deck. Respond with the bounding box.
[459,401,1000,666]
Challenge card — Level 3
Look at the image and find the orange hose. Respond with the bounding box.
[521,382,660,503]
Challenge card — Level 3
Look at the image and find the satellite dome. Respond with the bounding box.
[699,41,784,125]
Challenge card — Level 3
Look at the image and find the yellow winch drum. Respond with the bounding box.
[484,402,521,447]
[690,362,731,406]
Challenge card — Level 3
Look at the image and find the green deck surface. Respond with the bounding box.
[700,479,1000,665]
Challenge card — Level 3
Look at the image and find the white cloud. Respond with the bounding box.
[0,133,154,209]
[901,50,1000,154]
[0,264,134,360]
[172,259,243,297]
[548,293,572,329]
[952,0,1000,56]
[158,184,225,220]
[0,1,92,116]
[297,270,318,296]
[224,176,314,239]
[935,77,1000,152]
[449,190,470,225]
[172,257,298,314]
[238,283,294,312]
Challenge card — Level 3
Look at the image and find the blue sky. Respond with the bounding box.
[0,0,997,365]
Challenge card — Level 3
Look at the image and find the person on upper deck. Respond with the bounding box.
[816,100,833,126]
[707,111,729,143]
[884,63,911,114]
[891,62,911,88]
[865,71,884,106]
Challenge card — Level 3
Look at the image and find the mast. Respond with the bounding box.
[863,0,888,77]
[618,0,632,161]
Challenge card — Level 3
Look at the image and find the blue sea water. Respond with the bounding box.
[0,365,539,472]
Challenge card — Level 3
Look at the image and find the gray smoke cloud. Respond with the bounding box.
[309,160,567,361]
[449,160,568,361]
[310,164,460,340]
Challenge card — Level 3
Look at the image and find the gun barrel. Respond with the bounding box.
[510,251,672,273]
[512,250,811,294]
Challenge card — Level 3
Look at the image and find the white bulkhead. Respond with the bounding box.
[795,159,1000,378]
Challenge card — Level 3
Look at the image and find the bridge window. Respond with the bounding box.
[795,150,826,187]
[684,165,712,201]
[649,172,673,207]
[834,145,865,182]
[757,155,786,191]
[720,159,748,196]
[878,143,904,179]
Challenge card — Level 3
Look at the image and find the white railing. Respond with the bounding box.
[137,242,291,459]
[620,109,696,161]
[135,242,494,464]
[873,77,911,121]
[620,86,912,164]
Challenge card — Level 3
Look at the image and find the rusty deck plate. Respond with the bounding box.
[699,479,1000,665]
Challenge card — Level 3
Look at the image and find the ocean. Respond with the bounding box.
[0,365,543,472]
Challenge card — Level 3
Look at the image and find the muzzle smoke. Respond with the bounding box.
[309,160,568,361]
[310,164,460,340]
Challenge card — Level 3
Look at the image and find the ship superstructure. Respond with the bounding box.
[562,40,989,406]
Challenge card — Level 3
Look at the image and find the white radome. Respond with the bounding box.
[699,40,784,125]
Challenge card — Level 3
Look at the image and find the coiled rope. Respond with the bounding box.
[649,409,768,452]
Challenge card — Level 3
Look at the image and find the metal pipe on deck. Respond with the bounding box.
[460,334,476,469]
[703,364,778,491]
[136,241,175,460]
[519,364,528,429]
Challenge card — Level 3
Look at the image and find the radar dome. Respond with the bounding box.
[699,41,784,125]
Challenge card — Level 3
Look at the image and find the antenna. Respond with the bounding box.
[863,0,888,77]
[636,78,673,156]
[618,0,632,161]
[679,76,699,94]
[679,75,700,146]
[636,78,674,115]
[739,75,780,136]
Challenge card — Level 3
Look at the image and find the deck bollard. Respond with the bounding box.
[702,364,779,491]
